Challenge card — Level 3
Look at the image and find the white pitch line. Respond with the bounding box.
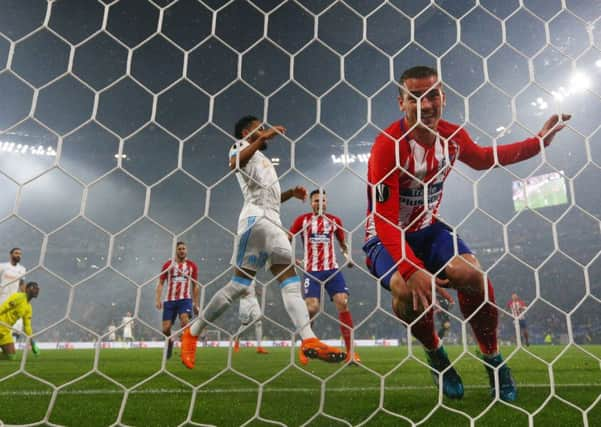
[1,383,599,396]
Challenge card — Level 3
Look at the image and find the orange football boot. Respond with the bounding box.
[301,337,346,363]
[180,328,198,369]
[256,346,269,354]
[298,347,309,365]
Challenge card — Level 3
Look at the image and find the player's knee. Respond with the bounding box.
[333,294,349,312]
[225,278,251,301]
[305,299,319,316]
[446,262,482,289]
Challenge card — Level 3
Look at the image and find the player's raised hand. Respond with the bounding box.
[291,185,308,201]
[538,114,571,146]
[257,125,286,141]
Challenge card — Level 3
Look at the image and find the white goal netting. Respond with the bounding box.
[0,0,600,426]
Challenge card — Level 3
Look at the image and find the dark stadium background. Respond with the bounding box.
[0,0,600,346]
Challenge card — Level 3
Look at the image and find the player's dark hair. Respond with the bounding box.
[234,115,260,139]
[176,241,186,247]
[9,247,21,254]
[398,66,439,96]
[310,189,325,199]
[25,281,39,289]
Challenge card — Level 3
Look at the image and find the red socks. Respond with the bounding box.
[338,311,354,353]
[409,309,440,351]
[457,279,498,355]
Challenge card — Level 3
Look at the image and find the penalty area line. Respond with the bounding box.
[1,383,600,396]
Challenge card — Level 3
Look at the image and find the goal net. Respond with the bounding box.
[0,0,600,426]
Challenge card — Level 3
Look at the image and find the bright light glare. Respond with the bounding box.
[331,153,371,164]
[552,71,592,101]
[569,72,591,93]
[0,141,57,157]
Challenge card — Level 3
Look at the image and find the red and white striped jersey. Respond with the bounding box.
[507,299,527,319]
[367,117,544,280]
[159,260,198,302]
[290,213,345,272]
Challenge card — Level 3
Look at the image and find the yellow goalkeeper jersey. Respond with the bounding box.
[0,292,32,336]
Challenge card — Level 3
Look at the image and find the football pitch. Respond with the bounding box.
[0,345,599,427]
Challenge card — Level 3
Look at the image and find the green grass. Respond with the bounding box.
[1,345,600,426]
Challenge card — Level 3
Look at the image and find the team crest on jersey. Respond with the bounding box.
[375,183,389,203]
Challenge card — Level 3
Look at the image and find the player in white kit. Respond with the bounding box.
[0,248,27,337]
[233,281,268,354]
[0,249,27,303]
[108,323,117,341]
[122,312,134,342]
[181,116,345,368]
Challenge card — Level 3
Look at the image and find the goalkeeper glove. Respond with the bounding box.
[31,340,40,356]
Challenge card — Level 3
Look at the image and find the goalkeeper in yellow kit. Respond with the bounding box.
[0,282,40,360]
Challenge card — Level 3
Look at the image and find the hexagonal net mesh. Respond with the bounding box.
[0,0,600,426]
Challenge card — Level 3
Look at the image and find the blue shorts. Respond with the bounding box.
[303,269,348,301]
[162,298,193,322]
[363,222,472,291]
[519,319,527,329]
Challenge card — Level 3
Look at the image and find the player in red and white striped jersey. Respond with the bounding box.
[156,241,199,359]
[507,293,529,346]
[363,65,570,401]
[290,190,359,364]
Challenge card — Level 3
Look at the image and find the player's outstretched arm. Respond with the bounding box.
[229,125,286,170]
[457,114,571,170]
[281,185,307,203]
[538,114,571,146]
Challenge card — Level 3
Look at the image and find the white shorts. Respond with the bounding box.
[231,216,292,271]
[239,294,262,324]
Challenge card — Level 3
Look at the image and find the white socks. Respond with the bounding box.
[191,275,315,341]
[235,320,263,346]
[190,277,249,337]
[280,276,315,340]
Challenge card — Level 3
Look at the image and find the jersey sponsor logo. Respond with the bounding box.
[375,183,389,203]
[400,182,443,206]
[309,233,330,243]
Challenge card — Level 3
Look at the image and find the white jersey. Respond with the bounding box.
[122,316,133,339]
[0,262,26,303]
[229,140,281,222]
[108,325,117,341]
